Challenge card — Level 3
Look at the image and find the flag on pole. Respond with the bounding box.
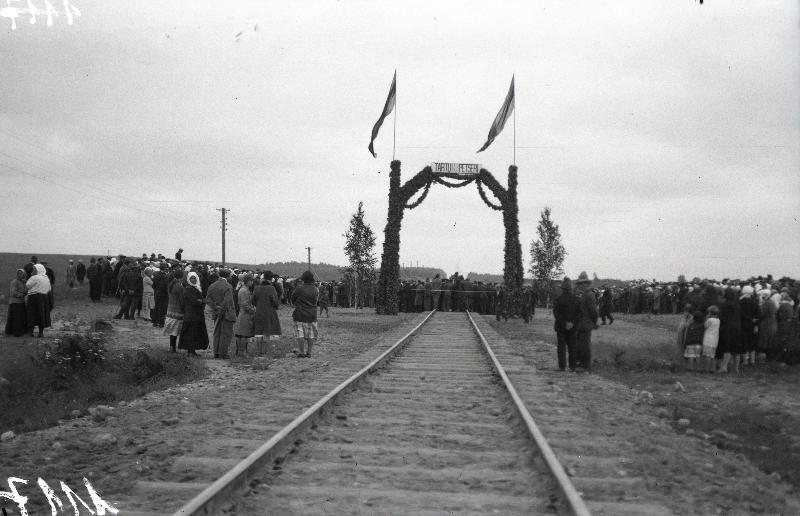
[368,71,396,158]
[477,75,515,153]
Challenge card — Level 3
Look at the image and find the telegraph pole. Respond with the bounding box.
[217,208,229,266]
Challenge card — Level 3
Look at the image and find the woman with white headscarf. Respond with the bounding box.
[25,264,52,337]
[179,271,209,356]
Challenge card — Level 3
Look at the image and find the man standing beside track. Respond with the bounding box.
[292,271,320,358]
[442,278,452,312]
[553,277,580,371]
[206,269,236,359]
[431,274,442,311]
[460,276,473,312]
[575,271,598,371]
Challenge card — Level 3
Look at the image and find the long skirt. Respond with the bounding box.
[179,320,209,351]
[89,278,102,301]
[26,293,52,330]
[741,327,759,353]
[5,303,28,336]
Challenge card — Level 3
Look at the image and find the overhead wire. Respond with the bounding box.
[0,148,206,227]
[0,151,205,227]
[0,130,206,225]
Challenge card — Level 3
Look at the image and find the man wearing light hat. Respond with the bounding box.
[575,271,598,371]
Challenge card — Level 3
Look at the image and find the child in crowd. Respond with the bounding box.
[684,310,705,371]
[703,305,721,372]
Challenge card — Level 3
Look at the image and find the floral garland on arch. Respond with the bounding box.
[404,178,432,209]
[475,177,504,211]
[431,174,476,189]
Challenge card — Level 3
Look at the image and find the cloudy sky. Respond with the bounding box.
[1,0,797,281]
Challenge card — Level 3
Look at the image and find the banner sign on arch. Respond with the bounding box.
[431,162,480,177]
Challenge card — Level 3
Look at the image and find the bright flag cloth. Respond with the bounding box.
[477,75,515,153]
[368,71,396,158]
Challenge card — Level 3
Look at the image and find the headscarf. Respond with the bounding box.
[187,271,202,294]
[15,268,26,282]
[770,292,782,309]
[740,285,754,299]
[26,264,52,295]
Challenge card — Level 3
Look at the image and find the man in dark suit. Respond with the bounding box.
[114,260,139,320]
[553,277,580,371]
[495,284,508,322]
[24,255,38,279]
[431,274,442,311]
[575,271,598,371]
[460,277,473,312]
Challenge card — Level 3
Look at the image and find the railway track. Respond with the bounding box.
[117,310,666,515]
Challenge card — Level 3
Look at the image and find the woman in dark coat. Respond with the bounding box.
[178,272,208,356]
[253,274,281,337]
[152,264,170,327]
[86,258,102,301]
[738,285,760,366]
[717,288,743,373]
[5,269,28,337]
[163,269,186,353]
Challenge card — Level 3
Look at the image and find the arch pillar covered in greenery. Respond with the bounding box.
[375,160,523,315]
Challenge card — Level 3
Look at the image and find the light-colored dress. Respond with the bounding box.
[702,316,720,357]
[142,274,156,317]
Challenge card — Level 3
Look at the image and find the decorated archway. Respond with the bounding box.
[375,160,524,315]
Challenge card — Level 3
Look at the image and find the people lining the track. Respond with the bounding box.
[396,273,536,323]
[5,252,799,371]
[674,279,799,372]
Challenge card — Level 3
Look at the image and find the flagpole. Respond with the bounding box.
[393,70,397,161]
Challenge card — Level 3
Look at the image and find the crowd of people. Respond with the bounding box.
[674,279,799,373]
[5,252,798,371]
[3,252,323,360]
[396,273,537,322]
[590,275,799,318]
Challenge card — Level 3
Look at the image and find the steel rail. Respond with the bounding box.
[172,309,438,516]
[465,310,592,516]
